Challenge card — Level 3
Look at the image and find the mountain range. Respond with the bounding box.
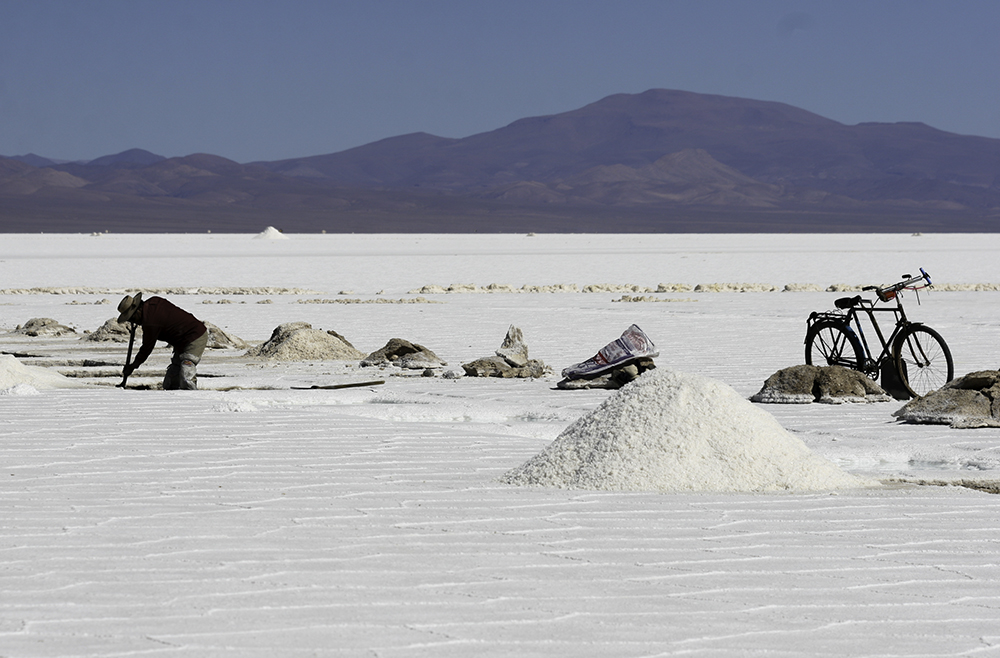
[3,89,999,232]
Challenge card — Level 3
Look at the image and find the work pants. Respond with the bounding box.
[164,331,209,390]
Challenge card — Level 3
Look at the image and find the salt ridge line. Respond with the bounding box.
[296,297,442,305]
[5,283,1000,296]
[0,286,322,295]
[407,282,1000,294]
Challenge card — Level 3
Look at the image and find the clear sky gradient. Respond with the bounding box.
[2,0,998,163]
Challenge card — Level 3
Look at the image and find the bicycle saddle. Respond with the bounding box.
[835,295,862,309]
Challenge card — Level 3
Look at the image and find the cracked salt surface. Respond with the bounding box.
[2,233,1000,656]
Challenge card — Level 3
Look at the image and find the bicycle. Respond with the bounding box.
[804,268,954,399]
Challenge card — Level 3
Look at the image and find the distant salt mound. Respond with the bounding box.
[502,368,871,493]
[253,226,289,240]
[0,354,87,390]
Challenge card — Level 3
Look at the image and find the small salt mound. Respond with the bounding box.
[502,368,871,493]
[253,226,289,240]
[0,355,87,390]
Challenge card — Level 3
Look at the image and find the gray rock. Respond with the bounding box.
[496,325,529,367]
[462,355,549,379]
[893,370,1000,427]
[361,338,446,369]
[751,364,891,404]
[461,326,549,378]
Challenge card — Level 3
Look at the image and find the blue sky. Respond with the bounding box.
[2,0,998,163]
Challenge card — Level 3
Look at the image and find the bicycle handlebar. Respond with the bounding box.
[873,267,932,301]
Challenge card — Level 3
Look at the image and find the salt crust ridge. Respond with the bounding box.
[502,368,874,493]
[5,283,997,296]
[613,296,697,303]
[407,282,1000,294]
[297,297,440,305]
[0,287,320,295]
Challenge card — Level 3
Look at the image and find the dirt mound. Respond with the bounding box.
[245,322,365,361]
[204,322,249,350]
[11,318,76,337]
[84,318,138,342]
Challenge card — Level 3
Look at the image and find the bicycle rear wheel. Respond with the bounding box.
[893,324,953,397]
[805,321,864,370]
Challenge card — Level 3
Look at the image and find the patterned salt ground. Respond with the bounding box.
[2,386,1000,656]
[3,233,1000,655]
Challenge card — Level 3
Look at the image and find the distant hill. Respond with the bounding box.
[8,153,63,167]
[86,148,166,168]
[3,89,999,232]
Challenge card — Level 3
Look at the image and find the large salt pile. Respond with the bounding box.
[0,354,87,390]
[502,368,872,493]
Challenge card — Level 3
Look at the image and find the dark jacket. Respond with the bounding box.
[131,296,207,367]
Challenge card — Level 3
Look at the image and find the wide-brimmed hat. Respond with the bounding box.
[117,292,143,323]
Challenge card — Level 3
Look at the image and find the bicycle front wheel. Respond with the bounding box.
[805,321,864,370]
[893,325,954,397]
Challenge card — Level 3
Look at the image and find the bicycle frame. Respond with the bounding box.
[836,298,911,376]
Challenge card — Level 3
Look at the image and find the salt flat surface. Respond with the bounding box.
[2,232,1000,656]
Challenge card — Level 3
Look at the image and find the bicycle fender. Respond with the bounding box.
[891,322,925,351]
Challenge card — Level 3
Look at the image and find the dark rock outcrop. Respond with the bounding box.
[893,371,1000,427]
[361,338,446,370]
[751,364,891,404]
[462,325,549,378]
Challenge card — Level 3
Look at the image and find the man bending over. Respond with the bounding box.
[117,293,209,390]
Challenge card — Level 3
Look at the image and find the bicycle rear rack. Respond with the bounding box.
[807,310,847,327]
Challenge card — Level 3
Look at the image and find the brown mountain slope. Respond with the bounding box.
[258,89,1000,204]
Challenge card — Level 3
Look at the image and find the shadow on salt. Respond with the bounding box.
[502,368,880,493]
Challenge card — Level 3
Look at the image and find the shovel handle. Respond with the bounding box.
[117,323,137,388]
